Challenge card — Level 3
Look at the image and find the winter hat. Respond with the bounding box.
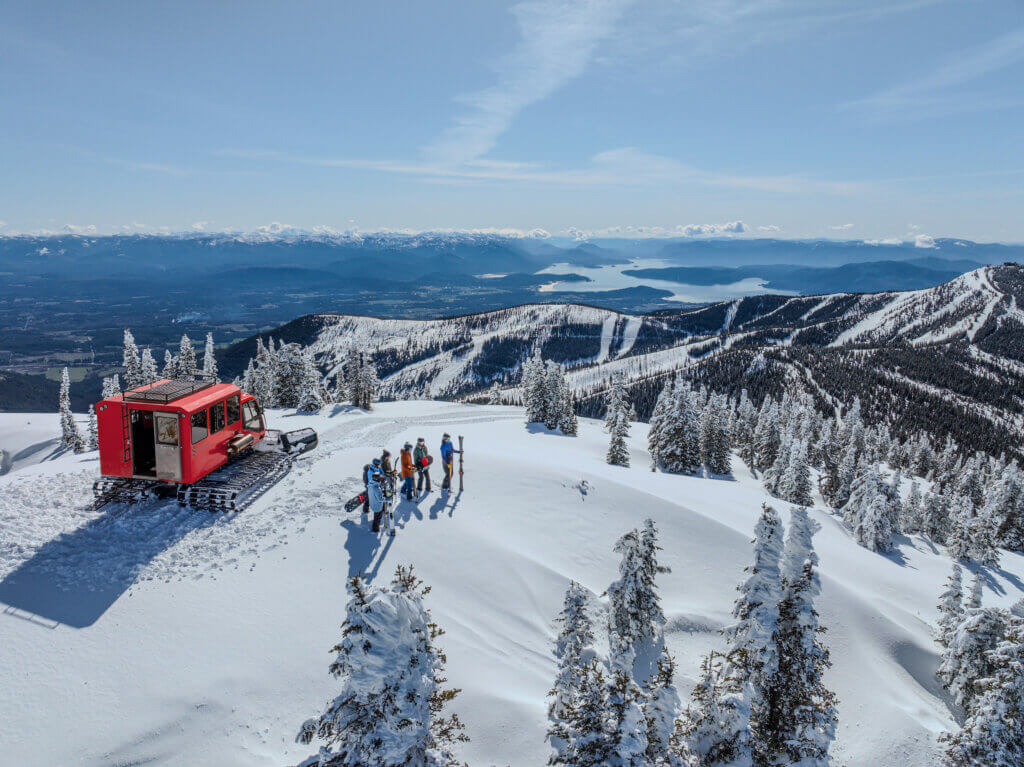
[371,458,381,467]
[442,433,451,439]
[404,442,412,449]
[382,449,391,457]
[417,437,425,443]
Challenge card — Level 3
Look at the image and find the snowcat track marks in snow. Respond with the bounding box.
[177,450,293,512]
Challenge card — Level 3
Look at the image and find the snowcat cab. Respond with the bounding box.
[94,377,317,511]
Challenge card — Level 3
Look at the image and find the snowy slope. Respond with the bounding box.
[1,402,1022,766]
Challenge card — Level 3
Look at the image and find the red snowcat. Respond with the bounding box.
[94,377,317,511]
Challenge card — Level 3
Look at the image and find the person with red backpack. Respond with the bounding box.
[413,437,431,494]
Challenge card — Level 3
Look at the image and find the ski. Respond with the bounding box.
[458,435,464,492]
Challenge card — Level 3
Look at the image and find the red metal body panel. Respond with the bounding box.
[95,380,266,485]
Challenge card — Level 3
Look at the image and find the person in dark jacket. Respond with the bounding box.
[380,449,395,478]
[440,433,461,490]
[413,437,431,494]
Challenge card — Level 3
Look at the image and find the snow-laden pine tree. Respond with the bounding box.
[902,481,923,534]
[523,349,547,425]
[938,607,1011,711]
[607,519,669,670]
[777,438,813,506]
[86,404,98,451]
[769,505,837,766]
[644,647,682,765]
[556,375,578,436]
[547,581,596,762]
[648,377,675,470]
[946,494,979,562]
[296,566,467,767]
[842,466,897,552]
[122,328,142,389]
[606,669,649,767]
[297,348,326,413]
[967,570,984,610]
[553,659,613,767]
[101,374,121,399]
[922,490,951,543]
[718,503,784,767]
[58,367,84,453]
[178,334,198,380]
[139,348,158,385]
[752,400,781,472]
[659,381,700,475]
[936,563,965,647]
[202,332,218,380]
[683,652,751,767]
[605,377,631,467]
[734,390,757,469]
[162,348,178,379]
[699,395,732,476]
[941,620,1024,767]
[544,361,563,430]
[487,381,502,405]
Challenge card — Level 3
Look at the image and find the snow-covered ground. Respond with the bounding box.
[1,402,1022,766]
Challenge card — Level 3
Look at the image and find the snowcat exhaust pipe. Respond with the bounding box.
[227,433,256,457]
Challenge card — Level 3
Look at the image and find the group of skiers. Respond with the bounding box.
[359,434,461,533]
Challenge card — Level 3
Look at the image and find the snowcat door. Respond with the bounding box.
[154,413,183,481]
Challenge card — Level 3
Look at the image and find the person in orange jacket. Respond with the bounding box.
[399,443,416,501]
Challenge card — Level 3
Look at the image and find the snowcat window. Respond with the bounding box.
[191,410,208,443]
[156,415,179,446]
[225,394,240,425]
[210,401,226,433]
[242,401,263,431]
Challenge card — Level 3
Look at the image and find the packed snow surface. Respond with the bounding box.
[1,403,1022,766]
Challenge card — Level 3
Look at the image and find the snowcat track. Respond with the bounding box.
[92,477,165,509]
[177,451,292,512]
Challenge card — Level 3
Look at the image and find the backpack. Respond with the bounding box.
[362,464,371,486]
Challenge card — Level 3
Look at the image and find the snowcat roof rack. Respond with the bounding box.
[123,377,218,404]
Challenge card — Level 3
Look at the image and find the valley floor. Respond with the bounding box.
[0,403,1022,766]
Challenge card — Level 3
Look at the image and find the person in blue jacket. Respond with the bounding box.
[440,433,461,490]
[362,458,382,515]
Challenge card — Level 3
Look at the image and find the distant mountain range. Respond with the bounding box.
[1,231,1022,415]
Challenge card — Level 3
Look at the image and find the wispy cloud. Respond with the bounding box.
[424,0,633,164]
[223,146,858,195]
[843,26,1024,119]
[63,223,97,235]
[831,223,854,230]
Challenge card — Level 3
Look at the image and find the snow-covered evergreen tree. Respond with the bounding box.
[553,659,613,767]
[938,607,1011,711]
[941,621,1024,767]
[842,467,897,552]
[101,374,121,399]
[297,348,326,413]
[607,519,669,669]
[162,348,179,379]
[902,481,923,534]
[658,381,700,475]
[606,669,649,767]
[967,570,984,610]
[648,377,675,470]
[178,334,198,380]
[487,381,502,405]
[936,563,965,647]
[58,367,84,453]
[296,566,467,767]
[777,438,813,506]
[122,328,142,389]
[86,404,98,451]
[644,647,682,765]
[202,332,218,380]
[922,490,951,543]
[752,400,782,472]
[684,653,751,767]
[139,348,158,384]
[547,581,596,758]
[523,349,547,425]
[605,377,631,467]
[769,505,837,765]
[700,395,732,476]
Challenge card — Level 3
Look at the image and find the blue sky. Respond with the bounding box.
[1,0,1022,241]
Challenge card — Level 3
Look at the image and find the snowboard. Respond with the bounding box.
[344,492,366,513]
